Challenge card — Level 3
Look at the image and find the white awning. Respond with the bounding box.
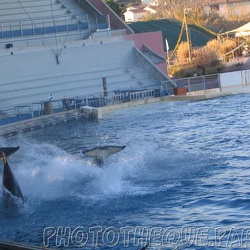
[220,22,250,37]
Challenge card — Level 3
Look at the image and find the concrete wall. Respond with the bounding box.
[124,31,165,58]
[0,39,162,110]
[0,40,135,81]
[220,70,250,87]
[86,0,134,33]
[0,40,138,108]
[134,48,169,83]
[124,10,148,23]
[204,1,250,16]
[0,0,168,112]
[220,69,250,93]
[124,31,167,75]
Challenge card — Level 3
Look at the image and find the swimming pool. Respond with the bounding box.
[0,94,250,249]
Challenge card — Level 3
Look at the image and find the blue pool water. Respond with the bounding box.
[0,94,250,249]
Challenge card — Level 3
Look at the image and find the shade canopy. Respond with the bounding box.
[220,22,250,37]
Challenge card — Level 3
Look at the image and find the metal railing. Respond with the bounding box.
[0,74,222,126]
[0,14,90,39]
[0,87,167,126]
[173,74,220,93]
[0,106,33,125]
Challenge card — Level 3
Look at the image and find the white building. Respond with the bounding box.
[204,0,250,16]
[124,4,157,23]
[124,6,149,22]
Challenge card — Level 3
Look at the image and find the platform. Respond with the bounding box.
[0,109,86,137]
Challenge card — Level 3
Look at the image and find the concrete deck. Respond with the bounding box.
[0,109,86,137]
[98,92,232,114]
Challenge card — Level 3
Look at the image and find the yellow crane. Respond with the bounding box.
[167,10,218,63]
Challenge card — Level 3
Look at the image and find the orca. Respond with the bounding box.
[82,145,126,165]
[140,243,149,250]
[0,146,25,207]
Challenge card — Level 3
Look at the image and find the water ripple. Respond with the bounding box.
[1,94,250,249]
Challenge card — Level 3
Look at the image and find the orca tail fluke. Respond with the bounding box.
[82,145,126,165]
[0,147,20,158]
[82,145,126,157]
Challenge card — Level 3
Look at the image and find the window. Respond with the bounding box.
[210,4,219,11]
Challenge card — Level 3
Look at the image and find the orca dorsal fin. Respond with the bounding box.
[0,147,20,157]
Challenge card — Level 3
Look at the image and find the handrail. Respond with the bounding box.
[172,74,220,92]
[0,88,166,126]
[0,29,85,43]
[0,5,66,13]
[0,14,88,24]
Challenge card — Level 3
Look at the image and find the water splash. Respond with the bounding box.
[0,133,222,222]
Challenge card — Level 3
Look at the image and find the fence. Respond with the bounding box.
[0,14,90,39]
[0,87,166,126]
[173,74,220,93]
[3,71,239,127]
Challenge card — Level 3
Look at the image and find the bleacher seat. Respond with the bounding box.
[0,1,170,114]
[0,0,96,39]
[0,14,90,39]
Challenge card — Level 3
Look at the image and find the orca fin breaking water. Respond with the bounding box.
[82,145,126,165]
[0,146,25,207]
[140,242,149,250]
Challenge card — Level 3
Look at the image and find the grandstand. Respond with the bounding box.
[0,0,175,114]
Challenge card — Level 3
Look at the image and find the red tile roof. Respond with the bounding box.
[128,8,148,13]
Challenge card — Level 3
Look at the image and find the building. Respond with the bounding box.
[143,4,158,14]
[124,4,158,23]
[204,0,250,16]
[124,5,149,22]
[0,0,174,115]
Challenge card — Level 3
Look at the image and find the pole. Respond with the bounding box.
[184,9,192,63]
[102,77,108,97]
[166,39,170,70]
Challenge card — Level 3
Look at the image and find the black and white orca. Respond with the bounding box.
[140,243,149,250]
[0,147,24,207]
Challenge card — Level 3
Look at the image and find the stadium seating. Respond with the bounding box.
[0,0,170,113]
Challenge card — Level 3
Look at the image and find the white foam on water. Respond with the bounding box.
[0,137,213,208]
